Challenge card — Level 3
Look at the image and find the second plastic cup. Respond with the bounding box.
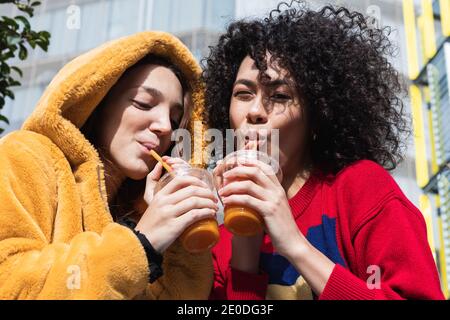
[154,165,219,253]
[219,150,281,237]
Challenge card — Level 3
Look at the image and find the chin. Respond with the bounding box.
[127,171,148,181]
[122,161,150,181]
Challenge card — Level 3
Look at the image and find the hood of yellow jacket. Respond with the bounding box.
[22,31,206,169]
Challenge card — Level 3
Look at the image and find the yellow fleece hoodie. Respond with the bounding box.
[0,32,212,299]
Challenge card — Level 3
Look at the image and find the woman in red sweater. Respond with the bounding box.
[202,1,445,300]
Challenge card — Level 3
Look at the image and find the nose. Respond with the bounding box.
[148,108,172,136]
[247,96,268,125]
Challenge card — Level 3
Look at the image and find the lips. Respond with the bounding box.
[139,141,159,152]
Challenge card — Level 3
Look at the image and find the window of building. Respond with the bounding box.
[107,0,141,40]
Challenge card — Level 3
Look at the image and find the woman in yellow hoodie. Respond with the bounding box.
[0,32,216,299]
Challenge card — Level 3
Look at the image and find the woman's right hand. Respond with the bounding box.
[135,162,219,254]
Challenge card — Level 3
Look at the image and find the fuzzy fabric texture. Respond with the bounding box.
[0,31,213,299]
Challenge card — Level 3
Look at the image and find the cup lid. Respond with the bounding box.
[156,165,214,193]
[222,150,280,175]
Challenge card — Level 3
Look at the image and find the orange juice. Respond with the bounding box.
[155,165,219,253]
[224,206,264,236]
[220,150,280,237]
[180,218,219,253]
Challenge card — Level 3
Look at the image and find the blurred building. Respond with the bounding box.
[0,0,235,134]
[402,0,450,298]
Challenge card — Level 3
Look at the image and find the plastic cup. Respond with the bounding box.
[219,150,280,236]
[154,165,219,253]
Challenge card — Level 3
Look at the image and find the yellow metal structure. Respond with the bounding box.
[403,0,420,79]
[410,85,430,187]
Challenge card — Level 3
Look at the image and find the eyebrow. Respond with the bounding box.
[233,79,256,88]
[233,78,290,89]
[138,85,183,112]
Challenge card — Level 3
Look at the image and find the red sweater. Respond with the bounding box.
[210,160,445,300]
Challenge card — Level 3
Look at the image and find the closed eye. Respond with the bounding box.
[131,99,155,110]
[271,93,291,102]
[233,91,253,101]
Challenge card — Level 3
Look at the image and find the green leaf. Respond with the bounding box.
[28,39,36,49]
[36,41,48,51]
[4,89,14,99]
[31,1,41,6]
[1,15,19,29]
[17,5,34,17]
[9,79,21,87]
[11,66,23,77]
[0,96,4,108]
[15,15,31,30]
[4,50,16,60]
[28,29,37,37]
[0,114,10,125]
[1,63,10,74]
[18,44,27,60]
[0,128,4,135]
[39,30,51,39]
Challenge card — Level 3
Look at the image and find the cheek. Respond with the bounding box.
[105,107,141,151]
[229,101,247,129]
[271,106,302,130]
[271,109,303,144]
[276,109,307,153]
[117,106,145,133]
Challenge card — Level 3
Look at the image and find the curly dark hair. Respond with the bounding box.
[202,0,410,174]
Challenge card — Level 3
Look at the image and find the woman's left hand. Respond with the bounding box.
[218,159,306,260]
[163,156,190,169]
[143,156,191,205]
